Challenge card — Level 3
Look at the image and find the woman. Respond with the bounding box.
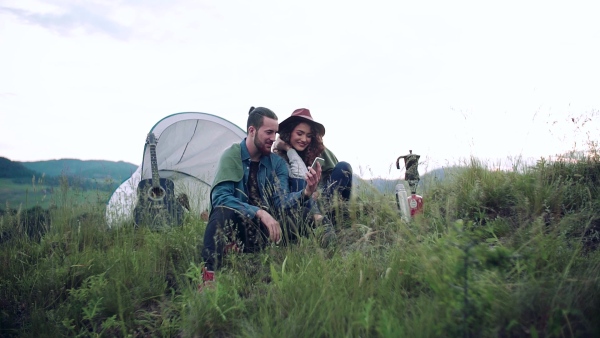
[274,108,353,224]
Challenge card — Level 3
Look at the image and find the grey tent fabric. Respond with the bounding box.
[106,112,246,227]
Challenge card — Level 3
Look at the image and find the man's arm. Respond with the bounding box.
[211,181,260,219]
[212,177,283,243]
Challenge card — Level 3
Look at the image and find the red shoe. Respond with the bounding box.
[198,267,215,292]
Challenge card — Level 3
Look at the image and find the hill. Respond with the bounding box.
[362,166,465,195]
[0,157,138,210]
[0,157,39,178]
[19,158,138,183]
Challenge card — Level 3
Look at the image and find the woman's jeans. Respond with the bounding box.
[323,161,353,201]
[290,161,353,201]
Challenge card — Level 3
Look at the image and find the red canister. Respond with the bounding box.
[408,193,423,216]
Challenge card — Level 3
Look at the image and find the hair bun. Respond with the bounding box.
[248,106,255,115]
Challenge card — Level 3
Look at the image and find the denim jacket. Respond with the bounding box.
[211,139,310,219]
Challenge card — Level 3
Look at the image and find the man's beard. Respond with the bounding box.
[254,135,271,156]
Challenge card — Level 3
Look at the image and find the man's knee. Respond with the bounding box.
[204,206,238,245]
[207,206,239,226]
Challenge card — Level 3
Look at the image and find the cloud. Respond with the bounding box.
[0,4,131,39]
[0,92,17,98]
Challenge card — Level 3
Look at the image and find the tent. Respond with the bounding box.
[105,112,246,227]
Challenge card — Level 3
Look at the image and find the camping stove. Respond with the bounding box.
[396,150,423,217]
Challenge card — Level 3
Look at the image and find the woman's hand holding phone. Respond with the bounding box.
[311,157,325,169]
[304,157,323,197]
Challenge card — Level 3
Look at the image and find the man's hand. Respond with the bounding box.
[256,209,281,243]
[304,161,322,198]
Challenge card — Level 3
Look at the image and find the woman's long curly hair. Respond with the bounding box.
[278,121,325,167]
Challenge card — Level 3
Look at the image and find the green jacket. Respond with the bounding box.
[212,143,244,190]
[210,140,310,218]
[319,147,339,187]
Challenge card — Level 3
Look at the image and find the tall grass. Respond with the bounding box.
[1,152,599,337]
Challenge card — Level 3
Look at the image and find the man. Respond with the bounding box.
[200,106,322,289]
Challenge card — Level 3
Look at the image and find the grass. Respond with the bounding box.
[1,153,600,337]
[0,177,113,211]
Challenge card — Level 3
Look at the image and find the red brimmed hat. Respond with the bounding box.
[278,108,325,136]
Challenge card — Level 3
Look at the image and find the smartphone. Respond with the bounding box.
[311,157,325,169]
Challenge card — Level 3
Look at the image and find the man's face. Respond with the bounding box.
[252,117,278,156]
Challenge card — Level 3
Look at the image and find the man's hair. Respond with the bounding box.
[247,106,277,132]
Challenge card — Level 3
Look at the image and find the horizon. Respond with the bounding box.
[4,152,586,182]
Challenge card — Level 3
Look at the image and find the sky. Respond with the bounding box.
[1,0,599,179]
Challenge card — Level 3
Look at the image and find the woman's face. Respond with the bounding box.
[289,122,313,152]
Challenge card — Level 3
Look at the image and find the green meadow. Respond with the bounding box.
[1,153,599,337]
[0,178,113,211]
